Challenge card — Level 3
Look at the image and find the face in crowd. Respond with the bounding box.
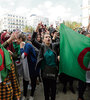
[43,33,51,46]
[16,34,26,44]
[36,34,41,42]
[27,34,31,41]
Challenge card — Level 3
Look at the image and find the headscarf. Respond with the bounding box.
[1,32,15,52]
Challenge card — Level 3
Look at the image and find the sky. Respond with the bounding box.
[0,0,82,22]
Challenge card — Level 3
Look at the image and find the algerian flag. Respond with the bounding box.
[0,44,11,82]
[59,24,90,83]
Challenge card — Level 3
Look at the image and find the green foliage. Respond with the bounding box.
[23,25,34,33]
[64,21,82,30]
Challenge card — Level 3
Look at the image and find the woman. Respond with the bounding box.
[1,31,15,52]
[31,32,59,100]
[0,33,21,100]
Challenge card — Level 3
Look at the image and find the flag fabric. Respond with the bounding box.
[59,24,90,83]
[0,44,11,82]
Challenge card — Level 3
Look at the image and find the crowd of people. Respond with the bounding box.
[0,22,90,100]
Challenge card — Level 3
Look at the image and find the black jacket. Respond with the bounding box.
[31,32,59,70]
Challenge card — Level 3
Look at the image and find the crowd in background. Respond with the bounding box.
[0,22,90,100]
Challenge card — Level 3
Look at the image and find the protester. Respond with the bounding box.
[52,30,60,43]
[0,33,21,100]
[1,31,15,52]
[48,24,55,35]
[16,33,37,100]
[0,21,90,100]
[59,74,75,94]
[31,31,59,100]
[77,32,90,100]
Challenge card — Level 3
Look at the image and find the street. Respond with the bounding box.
[20,77,90,100]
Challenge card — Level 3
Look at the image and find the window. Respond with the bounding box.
[88,0,90,5]
[88,8,90,14]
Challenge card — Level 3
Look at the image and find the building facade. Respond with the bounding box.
[0,13,27,32]
[27,14,49,29]
[82,0,90,27]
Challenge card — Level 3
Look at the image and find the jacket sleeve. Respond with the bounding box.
[31,32,42,49]
[53,42,60,49]
[2,41,18,60]
[52,42,60,56]
[9,58,21,99]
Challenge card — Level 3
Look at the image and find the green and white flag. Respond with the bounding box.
[0,44,11,83]
[59,24,90,83]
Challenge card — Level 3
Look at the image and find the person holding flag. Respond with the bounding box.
[78,32,90,100]
[59,24,90,100]
[0,33,21,100]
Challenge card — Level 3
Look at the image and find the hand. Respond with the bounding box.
[10,33,15,40]
[17,98,20,100]
[7,33,15,43]
[5,33,10,38]
[8,50,13,55]
[53,33,57,38]
[52,34,57,40]
[58,56,60,61]
[20,42,25,48]
[46,30,49,34]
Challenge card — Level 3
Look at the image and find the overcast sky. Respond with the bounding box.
[0,0,82,22]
